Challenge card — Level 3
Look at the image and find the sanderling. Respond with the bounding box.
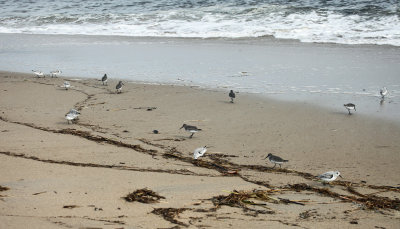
[229,90,236,103]
[50,70,61,78]
[63,81,71,90]
[193,146,207,159]
[180,124,202,138]
[265,153,289,168]
[101,74,108,85]
[343,103,356,115]
[318,171,343,182]
[380,87,388,99]
[116,81,124,93]
[65,109,80,124]
[32,70,44,78]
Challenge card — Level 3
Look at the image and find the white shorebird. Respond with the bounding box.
[318,171,343,183]
[380,87,388,99]
[343,103,356,115]
[65,113,78,124]
[50,70,61,78]
[180,124,202,138]
[193,146,208,159]
[265,153,289,168]
[116,81,124,93]
[63,81,71,90]
[65,109,80,124]
[101,74,108,85]
[32,70,44,78]
[229,90,236,103]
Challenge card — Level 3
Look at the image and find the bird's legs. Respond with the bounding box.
[190,133,194,138]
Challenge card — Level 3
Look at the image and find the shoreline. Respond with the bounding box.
[1,32,400,48]
[1,69,400,227]
[2,32,400,48]
[4,69,400,128]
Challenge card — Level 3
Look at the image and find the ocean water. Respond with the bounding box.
[0,0,399,46]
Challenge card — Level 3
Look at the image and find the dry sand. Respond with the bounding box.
[0,71,399,228]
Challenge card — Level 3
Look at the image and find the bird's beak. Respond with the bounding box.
[339,175,343,178]
[179,126,183,129]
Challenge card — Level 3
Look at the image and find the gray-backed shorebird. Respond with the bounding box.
[116,81,124,93]
[180,124,202,138]
[265,153,288,168]
[344,103,356,115]
[101,74,108,85]
[229,90,236,103]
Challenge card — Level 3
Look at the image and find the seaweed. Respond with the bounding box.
[209,190,276,214]
[151,208,190,227]
[287,183,400,211]
[0,185,9,192]
[63,205,79,209]
[0,151,198,176]
[123,188,165,204]
[0,116,158,156]
[299,210,312,219]
[161,151,235,175]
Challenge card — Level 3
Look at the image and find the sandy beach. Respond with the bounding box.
[0,71,399,228]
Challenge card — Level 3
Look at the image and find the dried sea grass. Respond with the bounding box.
[63,205,79,209]
[210,190,276,214]
[287,183,400,211]
[151,208,190,227]
[0,185,9,192]
[123,188,165,204]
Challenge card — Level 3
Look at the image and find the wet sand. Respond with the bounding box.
[0,71,400,228]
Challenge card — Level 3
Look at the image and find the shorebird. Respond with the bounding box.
[343,103,356,115]
[180,124,202,138]
[265,153,288,168]
[50,70,61,78]
[101,74,108,85]
[116,81,124,93]
[380,87,388,99]
[318,171,343,183]
[65,109,80,124]
[229,90,236,103]
[193,146,208,159]
[32,70,44,78]
[63,81,71,90]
